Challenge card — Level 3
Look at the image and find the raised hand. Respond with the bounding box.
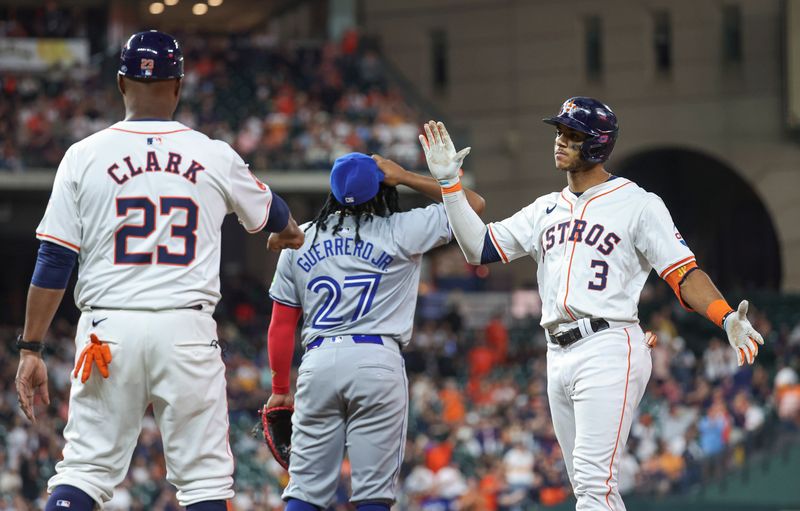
[418,121,470,186]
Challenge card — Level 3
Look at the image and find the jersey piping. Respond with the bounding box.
[245,195,273,233]
[559,191,575,213]
[562,181,633,320]
[487,224,510,263]
[108,127,193,135]
[605,327,632,509]
[36,233,80,253]
[659,255,697,279]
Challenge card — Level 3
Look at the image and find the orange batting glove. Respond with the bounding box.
[73,333,112,383]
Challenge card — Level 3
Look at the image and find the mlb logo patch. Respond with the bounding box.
[56,500,71,507]
[147,137,163,145]
[345,197,355,204]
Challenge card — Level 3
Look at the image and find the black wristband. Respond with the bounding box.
[16,335,44,353]
[721,310,735,328]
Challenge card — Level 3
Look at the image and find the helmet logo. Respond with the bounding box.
[597,135,609,143]
[560,101,577,115]
[560,100,590,116]
[140,58,154,77]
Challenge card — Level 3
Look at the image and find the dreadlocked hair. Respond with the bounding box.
[306,184,401,245]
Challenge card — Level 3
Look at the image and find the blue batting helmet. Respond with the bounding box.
[119,30,183,81]
[330,153,385,206]
[543,97,618,164]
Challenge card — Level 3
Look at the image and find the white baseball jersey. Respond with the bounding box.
[36,120,273,311]
[487,177,694,330]
[269,204,452,347]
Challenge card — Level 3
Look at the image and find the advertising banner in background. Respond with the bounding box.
[0,38,89,71]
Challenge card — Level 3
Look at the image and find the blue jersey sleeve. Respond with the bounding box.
[480,231,502,264]
[31,240,78,289]
[265,193,290,233]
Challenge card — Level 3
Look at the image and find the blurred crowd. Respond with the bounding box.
[0,2,83,40]
[0,30,424,172]
[1,273,799,510]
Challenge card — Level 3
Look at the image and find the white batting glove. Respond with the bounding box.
[418,120,471,187]
[723,300,765,366]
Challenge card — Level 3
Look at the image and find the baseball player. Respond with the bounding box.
[265,152,485,511]
[420,99,765,510]
[13,30,304,511]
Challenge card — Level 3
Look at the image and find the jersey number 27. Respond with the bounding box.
[307,274,382,328]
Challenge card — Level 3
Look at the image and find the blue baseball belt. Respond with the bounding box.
[305,334,384,352]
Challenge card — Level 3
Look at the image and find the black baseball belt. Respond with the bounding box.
[548,318,610,347]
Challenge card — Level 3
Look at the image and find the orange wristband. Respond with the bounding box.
[441,181,463,194]
[706,299,734,328]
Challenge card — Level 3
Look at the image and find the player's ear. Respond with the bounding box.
[117,75,126,97]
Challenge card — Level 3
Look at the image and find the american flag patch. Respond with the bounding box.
[56,500,71,507]
[147,137,163,145]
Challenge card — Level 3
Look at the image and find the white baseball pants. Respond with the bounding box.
[547,324,651,511]
[48,309,234,508]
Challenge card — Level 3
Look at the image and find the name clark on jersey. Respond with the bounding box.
[542,219,621,255]
[107,151,205,185]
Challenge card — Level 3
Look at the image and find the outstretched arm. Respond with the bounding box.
[642,196,765,368]
[372,154,485,214]
[418,120,502,265]
[678,269,764,366]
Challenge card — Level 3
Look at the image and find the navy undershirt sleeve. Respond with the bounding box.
[480,231,502,264]
[265,193,290,233]
[31,241,77,289]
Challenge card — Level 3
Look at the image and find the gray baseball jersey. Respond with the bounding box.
[269,203,451,347]
[270,203,451,507]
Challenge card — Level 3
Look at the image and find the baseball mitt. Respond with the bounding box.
[254,405,293,469]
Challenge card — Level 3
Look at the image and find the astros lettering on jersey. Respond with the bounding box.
[486,176,694,332]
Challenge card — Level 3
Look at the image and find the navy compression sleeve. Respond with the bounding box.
[31,241,77,289]
[480,231,502,264]
[265,193,290,233]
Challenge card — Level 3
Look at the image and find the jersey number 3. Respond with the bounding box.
[588,259,609,290]
[115,197,198,266]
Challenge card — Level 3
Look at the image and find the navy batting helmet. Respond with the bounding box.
[543,97,618,164]
[119,30,183,81]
